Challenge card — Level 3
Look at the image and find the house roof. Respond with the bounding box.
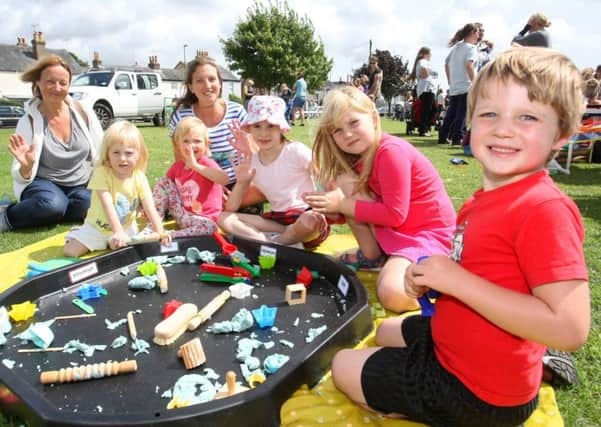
[0,43,85,74]
[0,40,240,84]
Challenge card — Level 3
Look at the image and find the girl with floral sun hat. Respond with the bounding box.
[218,95,329,248]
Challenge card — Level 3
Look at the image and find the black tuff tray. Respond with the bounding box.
[0,236,372,427]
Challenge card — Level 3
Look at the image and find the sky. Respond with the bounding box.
[1,0,599,90]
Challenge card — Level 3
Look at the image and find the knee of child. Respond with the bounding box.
[216,212,233,230]
[64,240,86,258]
[377,281,419,313]
[331,351,349,385]
[298,212,320,230]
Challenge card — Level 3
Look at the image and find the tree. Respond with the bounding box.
[355,49,411,107]
[221,1,332,92]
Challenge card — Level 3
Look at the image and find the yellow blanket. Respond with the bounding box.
[0,233,563,426]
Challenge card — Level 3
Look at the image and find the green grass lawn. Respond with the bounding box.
[0,119,600,426]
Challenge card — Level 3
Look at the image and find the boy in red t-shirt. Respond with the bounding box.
[330,47,590,426]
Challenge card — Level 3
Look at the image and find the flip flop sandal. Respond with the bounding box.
[339,249,387,271]
[542,348,580,387]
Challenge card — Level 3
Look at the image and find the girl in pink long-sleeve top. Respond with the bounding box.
[303,86,456,313]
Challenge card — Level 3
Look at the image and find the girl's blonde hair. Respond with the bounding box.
[99,120,148,172]
[312,86,381,194]
[467,47,585,138]
[173,116,209,153]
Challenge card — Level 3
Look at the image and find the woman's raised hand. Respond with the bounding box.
[8,133,35,169]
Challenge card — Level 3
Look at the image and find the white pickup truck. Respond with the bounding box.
[69,69,173,129]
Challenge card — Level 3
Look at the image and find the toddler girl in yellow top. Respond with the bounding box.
[64,121,170,256]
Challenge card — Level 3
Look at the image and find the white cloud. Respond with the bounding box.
[0,0,597,89]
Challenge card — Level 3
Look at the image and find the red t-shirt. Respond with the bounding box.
[166,158,223,221]
[432,170,588,406]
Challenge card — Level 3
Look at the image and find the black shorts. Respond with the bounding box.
[361,315,538,427]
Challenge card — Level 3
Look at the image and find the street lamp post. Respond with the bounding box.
[183,44,188,65]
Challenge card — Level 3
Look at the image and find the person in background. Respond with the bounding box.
[303,86,456,313]
[474,22,494,69]
[330,47,590,427]
[512,13,552,47]
[168,55,264,214]
[241,78,256,111]
[353,77,366,93]
[291,71,308,126]
[584,79,601,106]
[366,55,383,104]
[438,23,479,146]
[279,82,293,122]
[64,121,170,256]
[152,117,228,238]
[410,47,438,137]
[1,54,103,233]
[581,67,594,81]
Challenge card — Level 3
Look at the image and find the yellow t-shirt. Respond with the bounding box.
[85,166,152,234]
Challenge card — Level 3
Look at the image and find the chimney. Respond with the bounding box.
[92,51,102,68]
[31,31,46,60]
[195,50,209,59]
[16,37,28,48]
[148,55,160,70]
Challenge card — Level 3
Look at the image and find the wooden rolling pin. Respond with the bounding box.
[127,232,161,245]
[40,360,137,385]
[188,290,231,331]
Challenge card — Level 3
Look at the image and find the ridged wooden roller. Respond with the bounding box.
[177,337,206,369]
[40,360,137,385]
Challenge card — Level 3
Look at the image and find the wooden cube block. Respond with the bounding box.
[286,284,306,305]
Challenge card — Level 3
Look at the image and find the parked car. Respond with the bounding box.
[0,105,25,128]
[70,69,174,129]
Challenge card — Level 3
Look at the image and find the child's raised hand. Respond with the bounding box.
[183,145,200,170]
[109,231,129,250]
[302,188,345,214]
[227,120,253,157]
[8,133,35,169]
[230,151,255,183]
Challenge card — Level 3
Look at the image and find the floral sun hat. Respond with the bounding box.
[242,95,291,132]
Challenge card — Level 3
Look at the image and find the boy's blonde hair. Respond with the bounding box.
[313,86,381,194]
[467,47,585,138]
[99,120,148,172]
[173,116,209,150]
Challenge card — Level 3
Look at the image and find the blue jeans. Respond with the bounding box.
[6,178,91,229]
[439,93,468,144]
